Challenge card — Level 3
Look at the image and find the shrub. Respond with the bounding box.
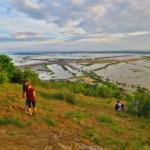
[0,55,17,82]
[66,93,76,104]
[98,86,114,98]
[39,92,52,100]
[11,68,24,83]
[128,91,150,117]
[0,55,16,79]
[54,92,65,100]
[23,67,41,85]
[0,71,8,84]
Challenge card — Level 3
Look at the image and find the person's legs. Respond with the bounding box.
[32,101,37,114]
[25,100,29,113]
[28,101,32,116]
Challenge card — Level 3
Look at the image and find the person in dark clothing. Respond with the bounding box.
[115,100,121,111]
[133,98,139,112]
[25,81,36,116]
[23,79,30,113]
[23,79,30,97]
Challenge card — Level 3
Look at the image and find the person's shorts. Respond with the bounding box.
[25,100,29,106]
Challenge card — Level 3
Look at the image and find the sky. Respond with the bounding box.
[0,0,150,52]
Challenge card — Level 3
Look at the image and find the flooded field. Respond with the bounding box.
[95,60,150,89]
[8,52,150,90]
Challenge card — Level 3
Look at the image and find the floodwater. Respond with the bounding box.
[47,64,72,79]
[95,60,150,89]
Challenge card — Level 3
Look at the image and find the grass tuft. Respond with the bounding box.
[0,117,24,128]
[43,116,57,127]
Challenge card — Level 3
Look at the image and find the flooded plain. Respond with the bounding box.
[9,53,150,90]
[95,60,150,89]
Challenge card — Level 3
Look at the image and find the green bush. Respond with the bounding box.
[66,93,76,104]
[54,92,65,100]
[128,91,150,117]
[23,67,41,85]
[0,71,8,84]
[11,68,24,83]
[39,92,52,100]
[98,86,114,98]
[0,55,17,82]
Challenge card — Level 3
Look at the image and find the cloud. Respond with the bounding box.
[11,31,40,38]
[0,34,55,42]
[0,0,150,51]
[7,0,150,34]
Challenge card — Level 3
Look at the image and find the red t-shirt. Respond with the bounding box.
[26,88,35,101]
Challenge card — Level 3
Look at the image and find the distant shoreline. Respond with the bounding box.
[1,50,150,55]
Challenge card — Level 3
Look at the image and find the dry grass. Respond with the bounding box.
[0,83,149,150]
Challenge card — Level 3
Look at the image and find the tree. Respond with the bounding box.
[22,67,40,85]
[0,71,8,84]
[0,55,16,82]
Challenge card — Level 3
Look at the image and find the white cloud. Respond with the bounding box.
[12,32,40,39]
[89,4,105,18]
[0,0,150,51]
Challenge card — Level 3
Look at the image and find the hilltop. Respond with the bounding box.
[0,82,149,150]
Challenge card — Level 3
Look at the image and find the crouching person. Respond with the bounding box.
[115,100,124,111]
[115,100,121,111]
[118,104,125,111]
[25,81,37,116]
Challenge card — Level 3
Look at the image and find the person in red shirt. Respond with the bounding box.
[25,81,37,116]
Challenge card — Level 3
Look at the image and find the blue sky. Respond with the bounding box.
[0,0,150,52]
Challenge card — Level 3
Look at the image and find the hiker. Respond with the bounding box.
[22,79,30,97]
[118,104,125,111]
[23,79,30,113]
[133,98,138,111]
[115,100,121,111]
[25,80,37,116]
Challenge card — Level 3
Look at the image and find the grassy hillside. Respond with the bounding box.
[0,82,150,150]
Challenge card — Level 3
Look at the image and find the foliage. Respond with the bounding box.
[43,116,57,127]
[54,92,65,100]
[0,71,8,84]
[11,68,24,83]
[65,111,86,120]
[0,55,16,82]
[22,67,41,85]
[65,93,76,104]
[39,92,52,100]
[82,126,101,144]
[0,117,24,128]
[128,90,150,117]
[97,115,114,124]
[0,55,40,84]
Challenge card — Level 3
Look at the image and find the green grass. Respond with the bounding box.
[42,116,57,127]
[0,117,24,128]
[82,126,98,138]
[0,82,149,150]
[65,111,86,120]
[97,115,114,124]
